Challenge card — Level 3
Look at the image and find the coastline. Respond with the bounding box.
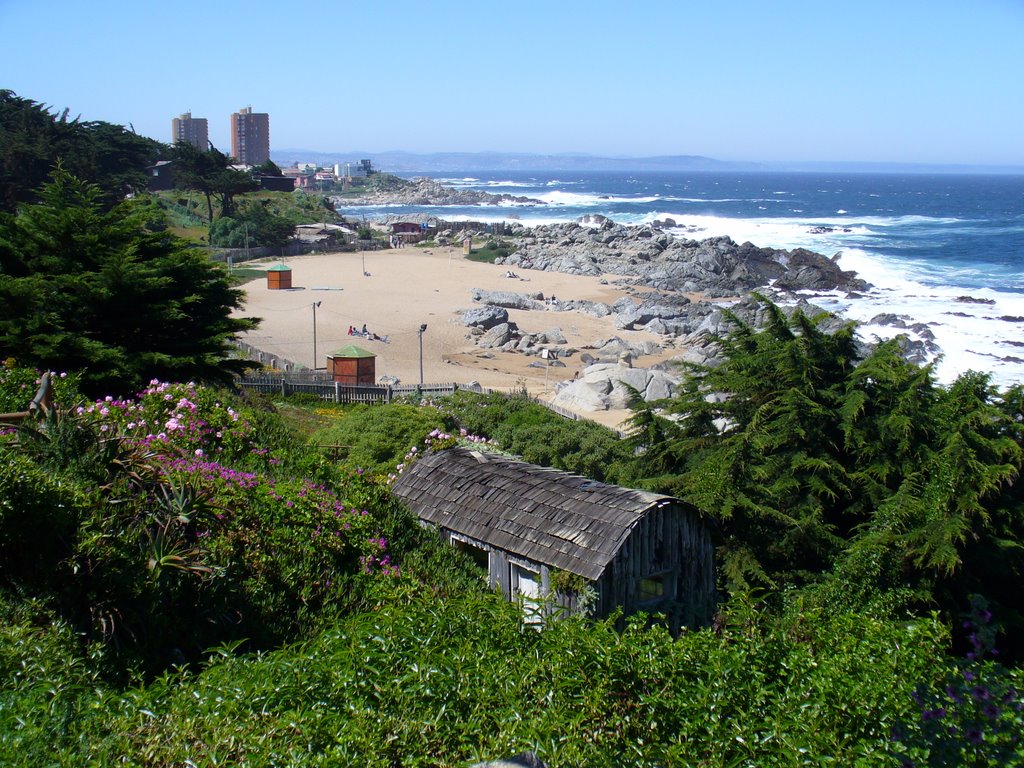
[328,172,1024,390]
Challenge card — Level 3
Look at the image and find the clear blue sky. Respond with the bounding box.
[3,0,1022,165]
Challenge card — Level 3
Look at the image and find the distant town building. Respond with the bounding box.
[230,107,270,165]
[281,167,315,189]
[338,158,376,179]
[171,112,208,149]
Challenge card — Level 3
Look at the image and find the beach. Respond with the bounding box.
[235,245,676,428]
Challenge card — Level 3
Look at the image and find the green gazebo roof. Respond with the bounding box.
[267,263,292,272]
[330,345,376,359]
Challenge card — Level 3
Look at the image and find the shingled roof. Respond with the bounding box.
[390,447,676,580]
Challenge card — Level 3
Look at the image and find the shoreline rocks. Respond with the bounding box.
[496,220,869,297]
[333,176,542,207]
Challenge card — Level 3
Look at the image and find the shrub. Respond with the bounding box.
[0,448,84,591]
[310,403,454,474]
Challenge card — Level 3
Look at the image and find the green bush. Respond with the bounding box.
[310,403,453,474]
[0,448,84,591]
[442,391,632,482]
[10,597,961,766]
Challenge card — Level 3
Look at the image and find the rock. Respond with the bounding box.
[335,177,542,207]
[551,380,612,411]
[644,370,676,401]
[540,328,567,345]
[477,322,515,348]
[471,289,544,311]
[557,363,681,411]
[462,305,509,329]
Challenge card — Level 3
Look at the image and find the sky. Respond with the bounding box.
[2,0,1023,166]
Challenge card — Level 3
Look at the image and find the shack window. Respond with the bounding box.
[638,571,674,605]
[451,535,488,571]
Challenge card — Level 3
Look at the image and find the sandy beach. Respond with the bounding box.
[235,245,679,428]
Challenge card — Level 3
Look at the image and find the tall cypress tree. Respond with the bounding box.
[0,170,258,396]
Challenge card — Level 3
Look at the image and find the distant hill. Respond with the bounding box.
[270,149,1024,176]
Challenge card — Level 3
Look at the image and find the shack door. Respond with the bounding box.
[511,563,543,625]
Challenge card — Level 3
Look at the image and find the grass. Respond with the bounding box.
[149,189,338,246]
[465,238,516,264]
[225,266,266,286]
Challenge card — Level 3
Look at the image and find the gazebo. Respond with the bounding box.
[266,264,292,290]
[326,345,376,384]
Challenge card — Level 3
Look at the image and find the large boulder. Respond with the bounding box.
[471,288,544,310]
[477,322,515,348]
[552,363,680,412]
[462,305,509,329]
[539,327,567,345]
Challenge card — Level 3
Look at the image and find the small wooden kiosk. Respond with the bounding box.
[327,345,376,385]
[266,264,293,290]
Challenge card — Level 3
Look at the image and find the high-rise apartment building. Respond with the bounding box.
[171,112,209,150]
[230,107,270,165]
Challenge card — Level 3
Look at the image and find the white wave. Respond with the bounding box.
[836,209,848,214]
[811,276,1024,389]
[531,190,665,206]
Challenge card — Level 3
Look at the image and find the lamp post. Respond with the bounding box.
[312,301,322,370]
[418,323,428,386]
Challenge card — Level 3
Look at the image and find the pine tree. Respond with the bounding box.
[0,170,258,396]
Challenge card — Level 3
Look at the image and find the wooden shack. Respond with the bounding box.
[391,447,716,631]
[326,345,376,384]
[266,264,292,290]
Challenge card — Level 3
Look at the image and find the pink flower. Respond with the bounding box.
[194,449,204,457]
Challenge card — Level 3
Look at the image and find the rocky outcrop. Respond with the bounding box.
[335,177,542,207]
[497,220,869,297]
[470,288,546,311]
[552,362,681,412]
[462,305,509,329]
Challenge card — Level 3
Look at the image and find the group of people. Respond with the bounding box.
[347,324,388,343]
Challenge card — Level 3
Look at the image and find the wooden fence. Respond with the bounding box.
[233,372,602,427]
[235,373,459,405]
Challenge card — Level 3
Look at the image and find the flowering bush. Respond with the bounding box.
[390,427,502,481]
[893,595,1024,766]
[75,379,265,464]
[2,374,410,669]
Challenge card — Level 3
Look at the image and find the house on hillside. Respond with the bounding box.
[146,160,175,191]
[390,447,716,631]
[258,175,296,192]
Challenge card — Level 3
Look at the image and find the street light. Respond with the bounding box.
[312,301,322,370]
[418,323,428,386]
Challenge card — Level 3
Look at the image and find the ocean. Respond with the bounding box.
[348,171,1024,390]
